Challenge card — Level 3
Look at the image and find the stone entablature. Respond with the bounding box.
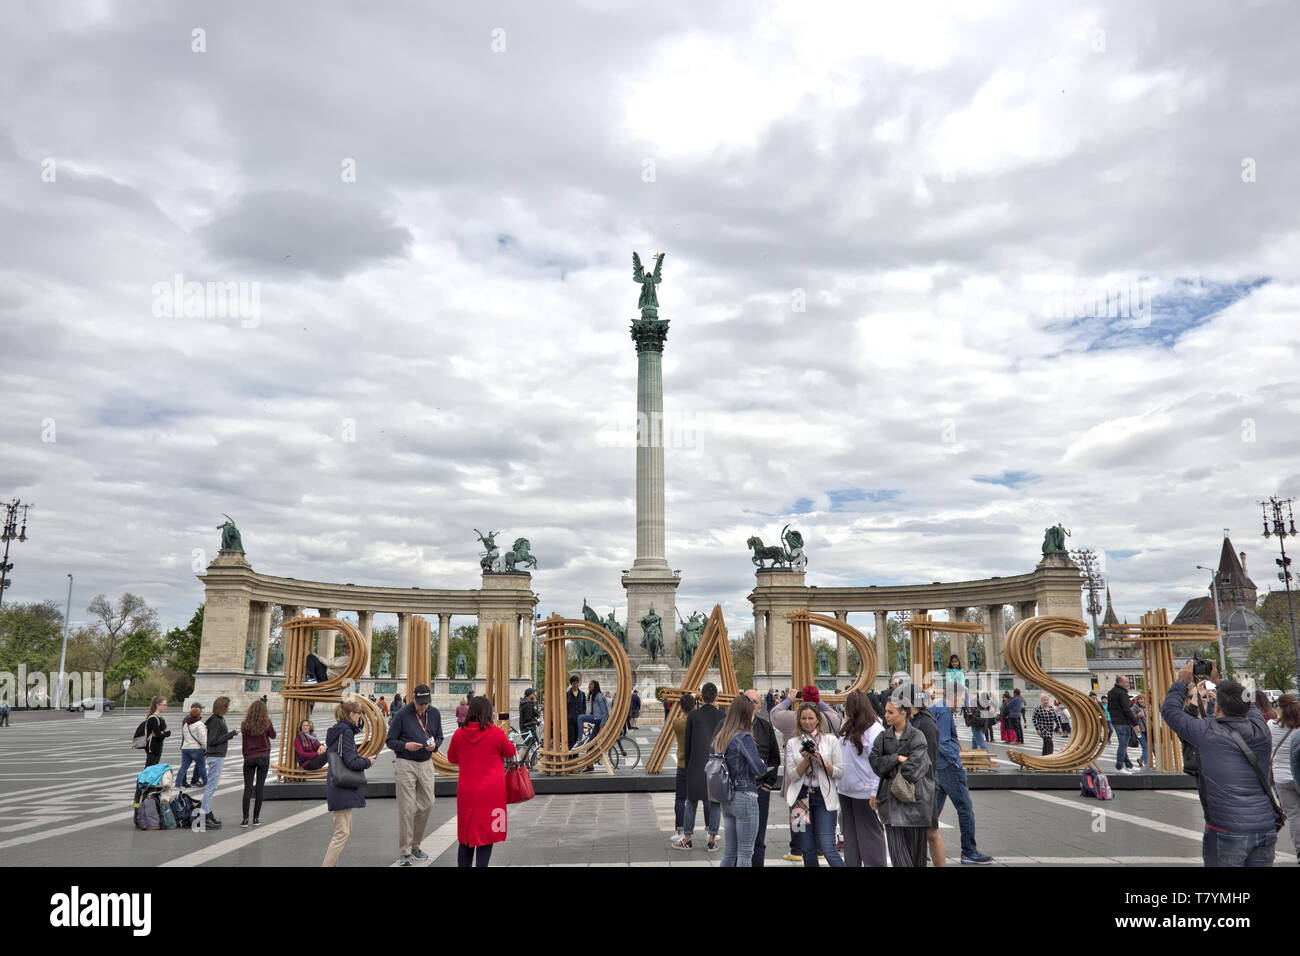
[749,556,1090,694]
[194,551,537,710]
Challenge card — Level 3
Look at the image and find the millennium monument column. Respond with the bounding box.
[622,252,680,668]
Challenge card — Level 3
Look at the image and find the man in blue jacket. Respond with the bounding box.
[1162,662,1277,867]
[927,685,995,865]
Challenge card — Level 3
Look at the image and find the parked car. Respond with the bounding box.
[67,697,115,712]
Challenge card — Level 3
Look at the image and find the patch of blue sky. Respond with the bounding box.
[1047,276,1269,352]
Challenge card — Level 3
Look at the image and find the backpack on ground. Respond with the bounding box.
[1080,767,1100,798]
[169,791,198,828]
[704,750,735,803]
[158,792,178,829]
[1095,770,1113,800]
[134,792,163,830]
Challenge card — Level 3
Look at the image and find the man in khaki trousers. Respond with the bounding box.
[385,684,443,866]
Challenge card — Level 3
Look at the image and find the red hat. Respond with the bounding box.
[801,685,820,705]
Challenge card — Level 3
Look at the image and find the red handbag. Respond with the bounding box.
[505,761,534,804]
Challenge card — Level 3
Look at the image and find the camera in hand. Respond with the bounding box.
[1192,654,1214,679]
[800,738,816,754]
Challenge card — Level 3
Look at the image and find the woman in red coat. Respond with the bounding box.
[447,695,517,867]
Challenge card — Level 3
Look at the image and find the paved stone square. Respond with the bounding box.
[1,711,1294,867]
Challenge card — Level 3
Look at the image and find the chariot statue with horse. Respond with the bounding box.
[746,524,807,571]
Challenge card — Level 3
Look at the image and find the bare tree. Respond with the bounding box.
[86,593,160,672]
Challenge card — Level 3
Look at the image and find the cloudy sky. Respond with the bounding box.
[2,0,1298,641]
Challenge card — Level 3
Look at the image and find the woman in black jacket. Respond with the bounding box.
[200,696,238,829]
[144,697,170,767]
[323,699,377,867]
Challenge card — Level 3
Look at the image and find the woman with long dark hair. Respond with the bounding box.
[869,698,933,867]
[143,697,170,767]
[837,690,887,866]
[447,696,516,867]
[239,699,276,827]
[200,696,237,830]
[712,694,767,867]
[575,679,609,745]
[669,693,697,848]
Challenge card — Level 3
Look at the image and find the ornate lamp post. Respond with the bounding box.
[0,499,31,611]
[1260,496,1300,689]
[1070,547,1105,641]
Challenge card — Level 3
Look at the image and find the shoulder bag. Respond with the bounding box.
[887,731,917,803]
[327,734,367,789]
[506,760,535,804]
[1222,724,1287,833]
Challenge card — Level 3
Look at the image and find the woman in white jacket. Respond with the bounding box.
[837,690,886,866]
[783,702,844,866]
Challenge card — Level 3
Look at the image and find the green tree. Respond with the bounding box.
[107,629,164,699]
[449,623,478,678]
[164,605,204,700]
[730,629,754,689]
[0,600,64,675]
[370,624,397,677]
[1244,627,1298,691]
[87,592,159,673]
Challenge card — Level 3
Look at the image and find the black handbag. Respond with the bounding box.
[327,735,367,789]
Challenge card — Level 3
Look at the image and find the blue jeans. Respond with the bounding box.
[177,748,206,786]
[1138,732,1149,767]
[575,715,602,744]
[1202,827,1276,867]
[1115,725,1133,770]
[201,756,224,814]
[683,798,720,839]
[673,768,688,831]
[935,764,978,856]
[796,787,844,867]
[721,790,760,867]
[970,724,987,750]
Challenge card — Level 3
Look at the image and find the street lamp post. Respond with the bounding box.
[1195,565,1227,675]
[1070,547,1105,641]
[1260,496,1300,691]
[55,574,72,711]
[0,499,31,611]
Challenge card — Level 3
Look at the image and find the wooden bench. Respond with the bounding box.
[960,749,997,772]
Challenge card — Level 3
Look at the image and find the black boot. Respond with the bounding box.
[204,812,222,830]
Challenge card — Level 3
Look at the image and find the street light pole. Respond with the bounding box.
[1195,565,1227,675]
[1070,547,1105,641]
[55,574,72,711]
[1260,496,1300,691]
[0,499,31,612]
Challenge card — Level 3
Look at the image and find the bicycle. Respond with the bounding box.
[567,722,641,771]
[509,721,543,770]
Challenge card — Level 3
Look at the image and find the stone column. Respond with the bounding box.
[356,611,373,678]
[834,610,849,677]
[396,613,409,687]
[986,604,1006,672]
[436,613,451,680]
[946,607,967,671]
[874,610,890,689]
[753,611,767,678]
[623,316,680,666]
[511,614,523,679]
[475,621,486,680]
[317,608,337,655]
[519,612,533,682]
[253,602,272,673]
